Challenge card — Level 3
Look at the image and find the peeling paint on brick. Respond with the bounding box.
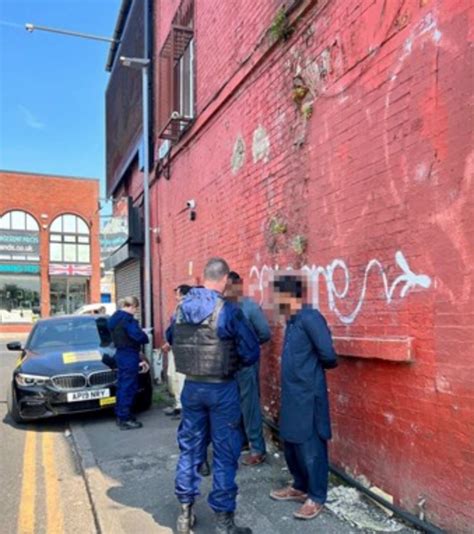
[231,135,246,174]
[252,125,270,163]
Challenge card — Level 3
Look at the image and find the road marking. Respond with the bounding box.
[42,432,64,534]
[17,431,36,534]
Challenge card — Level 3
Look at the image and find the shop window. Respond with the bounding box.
[0,274,40,323]
[0,210,40,262]
[49,214,90,264]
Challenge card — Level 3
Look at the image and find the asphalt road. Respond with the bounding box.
[0,338,97,534]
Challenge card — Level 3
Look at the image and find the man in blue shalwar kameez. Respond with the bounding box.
[270,274,338,521]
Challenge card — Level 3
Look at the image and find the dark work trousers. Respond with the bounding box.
[284,432,329,504]
[115,349,140,422]
[175,379,243,512]
[236,362,266,455]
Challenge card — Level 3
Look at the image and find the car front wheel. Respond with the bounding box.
[134,374,153,412]
[7,384,25,424]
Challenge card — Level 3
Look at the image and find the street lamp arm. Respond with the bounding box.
[25,23,119,44]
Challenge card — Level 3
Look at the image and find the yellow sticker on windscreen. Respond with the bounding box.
[62,352,77,364]
[62,350,102,364]
[100,397,116,406]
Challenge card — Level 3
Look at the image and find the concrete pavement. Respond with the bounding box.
[70,391,419,534]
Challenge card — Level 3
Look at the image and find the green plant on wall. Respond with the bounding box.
[292,234,308,255]
[269,216,288,235]
[269,8,294,42]
[301,102,313,120]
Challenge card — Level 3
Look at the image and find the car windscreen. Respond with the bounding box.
[28,317,111,351]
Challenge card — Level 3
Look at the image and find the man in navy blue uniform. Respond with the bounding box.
[269,275,337,521]
[168,258,260,534]
[109,296,150,430]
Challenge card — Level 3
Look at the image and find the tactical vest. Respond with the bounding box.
[111,317,141,351]
[173,298,239,378]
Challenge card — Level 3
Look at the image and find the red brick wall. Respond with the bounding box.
[0,171,100,318]
[147,1,473,530]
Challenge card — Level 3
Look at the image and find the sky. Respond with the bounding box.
[0,0,121,203]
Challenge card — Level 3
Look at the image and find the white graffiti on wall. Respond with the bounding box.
[249,251,432,325]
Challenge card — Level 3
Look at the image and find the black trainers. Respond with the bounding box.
[164,407,182,417]
[215,512,252,534]
[118,419,143,430]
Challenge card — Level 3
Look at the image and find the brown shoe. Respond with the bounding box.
[270,486,307,502]
[293,499,324,520]
[242,453,265,466]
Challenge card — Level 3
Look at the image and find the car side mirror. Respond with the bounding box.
[7,341,23,351]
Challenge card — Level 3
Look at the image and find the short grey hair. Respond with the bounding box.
[203,257,230,281]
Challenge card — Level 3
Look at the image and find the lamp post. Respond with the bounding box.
[25,22,153,333]
[25,23,118,43]
[119,56,152,333]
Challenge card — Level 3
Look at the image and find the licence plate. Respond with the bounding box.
[66,389,110,402]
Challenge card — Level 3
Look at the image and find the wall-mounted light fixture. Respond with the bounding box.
[186,199,197,221]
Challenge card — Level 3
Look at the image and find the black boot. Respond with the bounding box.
[215,512,252,534]
[177,503,196,533]
[118,419,143,430]
[198,459,211,477]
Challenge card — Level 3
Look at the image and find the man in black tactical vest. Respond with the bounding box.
[168,258,260,534]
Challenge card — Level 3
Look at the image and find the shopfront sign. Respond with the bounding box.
[100,196,143,262]
[49,264,92,276]
[0,263,40,274]
[0,230,40,258]
[100,196,129,260]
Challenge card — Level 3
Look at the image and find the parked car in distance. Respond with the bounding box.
[73,303,116,316]
[6,314,152,423]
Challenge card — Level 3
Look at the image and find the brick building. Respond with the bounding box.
[0,171,100,333]
[106,1,473,531]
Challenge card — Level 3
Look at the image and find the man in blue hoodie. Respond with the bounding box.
[109,296,149,430]
[168,258,260,534]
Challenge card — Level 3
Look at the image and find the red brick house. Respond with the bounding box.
[106,1,473,531]
[0,171,100,333]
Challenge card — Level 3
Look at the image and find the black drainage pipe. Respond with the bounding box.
[262,416,445,534]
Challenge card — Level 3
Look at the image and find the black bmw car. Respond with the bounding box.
[6,314,153,423]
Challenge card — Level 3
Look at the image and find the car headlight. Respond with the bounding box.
[15,373,49,387]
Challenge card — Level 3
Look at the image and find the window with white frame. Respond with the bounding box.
[49,214,90,264]
[0,210,40,261]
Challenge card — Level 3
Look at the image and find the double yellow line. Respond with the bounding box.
[17,430,64,534]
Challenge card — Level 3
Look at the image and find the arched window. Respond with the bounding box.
[49,214,90,264]
[0,210,40,261]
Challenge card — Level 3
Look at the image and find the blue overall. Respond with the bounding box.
[167,288,260,512]
[109,310,149,422]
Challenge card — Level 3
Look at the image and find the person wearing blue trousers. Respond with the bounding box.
[226,271,271,466]
[269,275,338,521]
[168,258,260,534]
[109,296,149,430]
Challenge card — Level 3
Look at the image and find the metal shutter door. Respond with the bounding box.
[115,259,142,323]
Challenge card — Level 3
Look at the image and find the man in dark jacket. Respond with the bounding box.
[109,296,149,430]
[226,271,271,466]
[269,275,337,520]
[168,258,260,534]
